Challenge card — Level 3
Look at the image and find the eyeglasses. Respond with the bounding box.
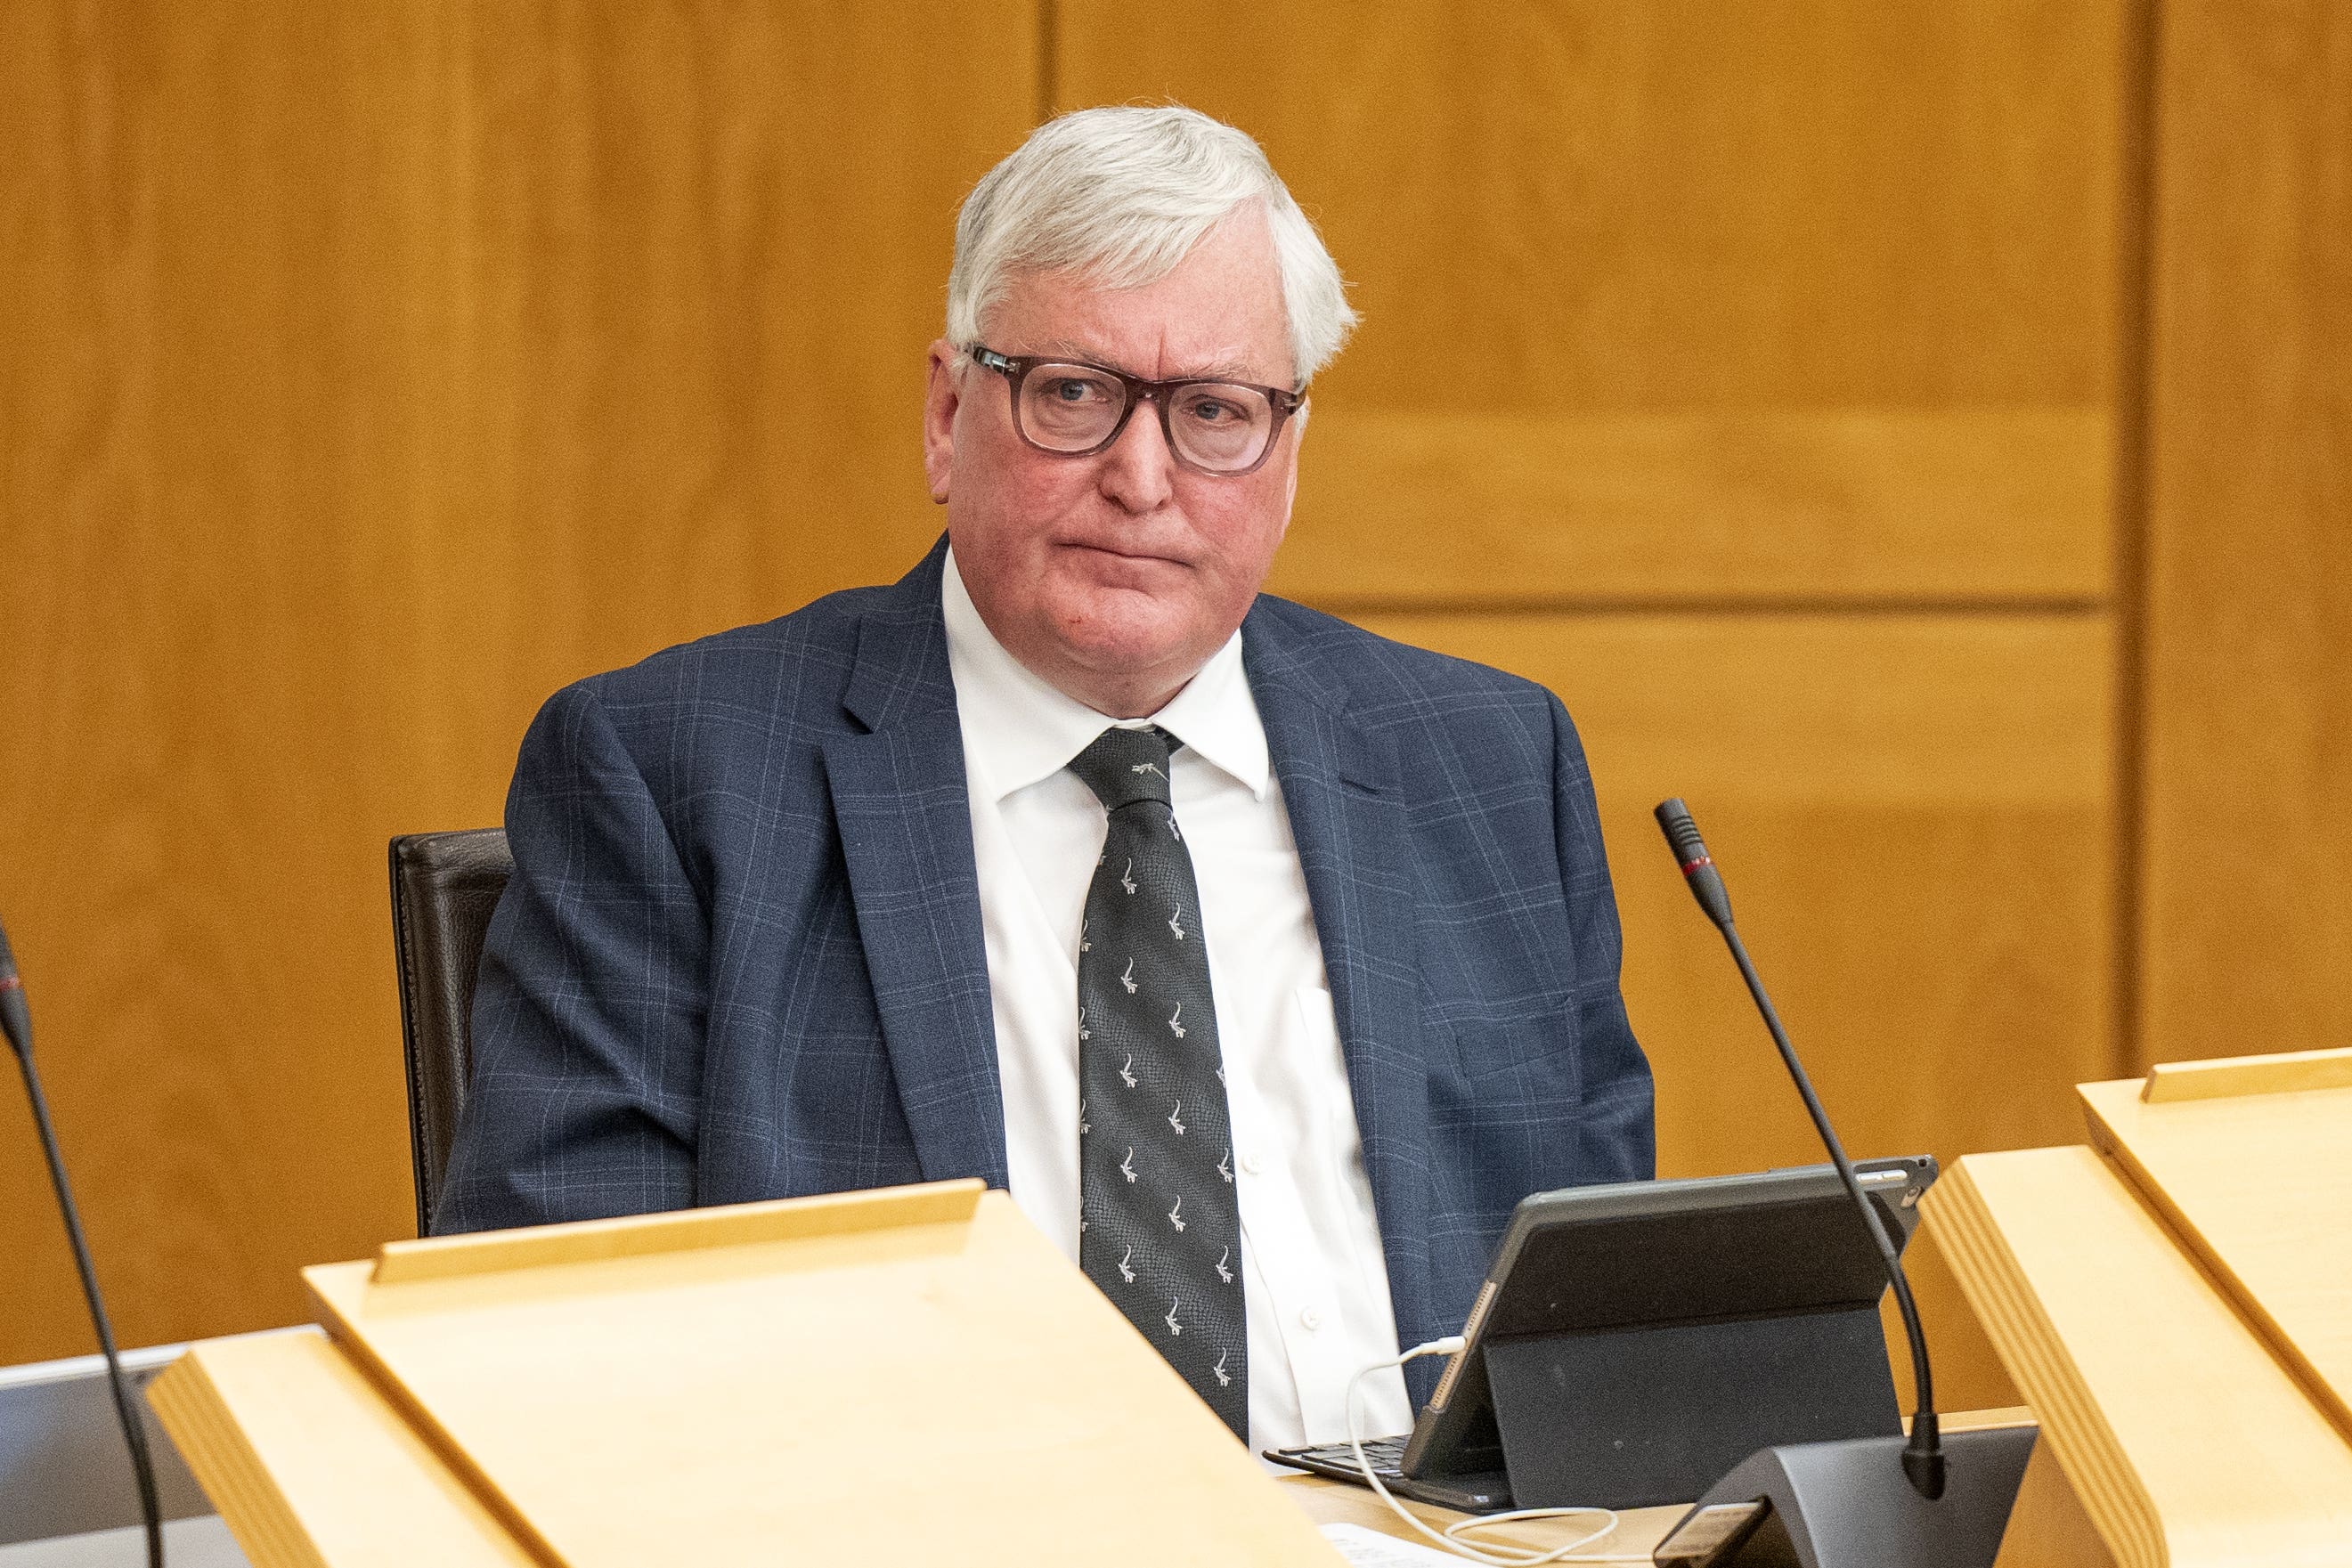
[967,345,1305,477]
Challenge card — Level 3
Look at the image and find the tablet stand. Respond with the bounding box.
[1485,1306,1901,1511]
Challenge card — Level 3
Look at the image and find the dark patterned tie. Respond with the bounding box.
[1069,727,1248,1438]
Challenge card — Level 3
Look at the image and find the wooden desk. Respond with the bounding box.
[1278,1407,2113,1568]
[1278,1470,1687,1558]
[159,1324,2105,1567]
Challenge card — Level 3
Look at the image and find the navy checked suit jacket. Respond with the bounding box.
[435,541,1655,1391]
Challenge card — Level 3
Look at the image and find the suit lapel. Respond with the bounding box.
[819,546,1009,1188]
[1243,606,1437,1350]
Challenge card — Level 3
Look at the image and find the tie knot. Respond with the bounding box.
[1069,727,1176,810]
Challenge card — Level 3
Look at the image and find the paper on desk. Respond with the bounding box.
[1319,1523,1475,1565]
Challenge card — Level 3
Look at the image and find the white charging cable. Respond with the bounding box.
[1345,1340,1653,1565]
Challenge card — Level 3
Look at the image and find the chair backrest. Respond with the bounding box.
[388,828,512,1236]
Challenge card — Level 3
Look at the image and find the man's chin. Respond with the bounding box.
[1038,600,1213,706]
[1045,573,1183,637]
[1058,621,1191,680]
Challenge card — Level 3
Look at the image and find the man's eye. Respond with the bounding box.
[1047,378,1104,402]
[1184,398,1242,424]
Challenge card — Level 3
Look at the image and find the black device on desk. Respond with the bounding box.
[1266,1155,1936,1513]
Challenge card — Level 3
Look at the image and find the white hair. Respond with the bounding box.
[946,105,1356,387]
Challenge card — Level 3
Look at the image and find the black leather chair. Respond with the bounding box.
[388,828,512,1235]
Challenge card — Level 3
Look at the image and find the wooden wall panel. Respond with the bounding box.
[434,4,1023,810]
[0,4,1035,1367]
[2137,1,2352,1066]
[1062,0,2124,603]
[1359,611,2116,1410]
[1062,0,2122,410]
[2,0,468,1370]
[0,0,165,1367]
[1287,406,2111,606]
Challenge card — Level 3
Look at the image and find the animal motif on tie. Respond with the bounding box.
[1119,1052,1137,1088]
[1165,1297,1184,1336]
[1119,1148,1138,1183]
[1168,905,1186,941]
[1117,1247,1135,1284]
[1168,1196,1185,1231]
[1211,1351,1230,1386]
[1215,1247,1233,1284]
[1217,1148,1233,1183]
[1119,957,1137,994]
[1078,1099,1089,1136]
[1130,762,1166,779]
[1168,1100,1185,1135]
[1120,859,1137,896]
[1168,1003,1185,1039]
[1077,1006,1090,1043]
[1079,919,1090,953]
[1169,816,1182,841]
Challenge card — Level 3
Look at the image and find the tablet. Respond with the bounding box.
[1269,1156,1937,1510]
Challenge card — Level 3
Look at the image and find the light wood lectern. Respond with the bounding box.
[148,1180,1345,1567]
[1924,1046,2352,1568]
[149,1048,2352,1567]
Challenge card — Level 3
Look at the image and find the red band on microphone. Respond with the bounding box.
[1679,857,1713,876]
[0,975,20,993]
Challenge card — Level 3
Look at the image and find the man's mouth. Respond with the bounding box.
[1063,540,1186,569]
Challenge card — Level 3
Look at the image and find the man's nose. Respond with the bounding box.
[1096,395,1177,512]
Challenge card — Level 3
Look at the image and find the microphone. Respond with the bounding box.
[2,914,167,1566]
[1653,799,1946,1501]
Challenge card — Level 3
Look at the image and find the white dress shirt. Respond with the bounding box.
[940,548,1412,1453]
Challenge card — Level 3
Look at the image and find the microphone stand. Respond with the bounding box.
[1647,800,2032,1568]
[3,921,166,1568]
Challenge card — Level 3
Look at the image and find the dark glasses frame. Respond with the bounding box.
[968,344,1306,477]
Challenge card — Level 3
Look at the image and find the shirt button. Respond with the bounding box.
[1241,1151,1266,1176]
[1299,1307,1323,1332]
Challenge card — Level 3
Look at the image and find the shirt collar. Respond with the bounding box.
[940,546,1272,804]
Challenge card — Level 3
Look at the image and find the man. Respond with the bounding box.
[436,106,1653,1454]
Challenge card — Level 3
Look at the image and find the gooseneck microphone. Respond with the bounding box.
[1,914,166,1566]
[1653,799,1947,1502]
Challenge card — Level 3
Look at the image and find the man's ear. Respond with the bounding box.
[923,338,961,503]
[1281,404,1305,518]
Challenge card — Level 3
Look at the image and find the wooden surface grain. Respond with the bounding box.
[1059,0,2123,413]
[157,1313,2093,1568]
[2143,1044,2352,1102]
[1928,1145,2352,1568]
[2081,1076,2352,1445]
[305,1190,1340,1567]
[1279,406,2112,607]
[149,1328,536,1568]
[1,0,475,1373]
[2136,0,2352,1070]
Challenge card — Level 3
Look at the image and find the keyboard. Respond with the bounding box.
[1266,1434,1512,1513]
[1294,1434,1408,1475]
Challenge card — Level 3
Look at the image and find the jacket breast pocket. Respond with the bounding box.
[1446,1008,1582,1083]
